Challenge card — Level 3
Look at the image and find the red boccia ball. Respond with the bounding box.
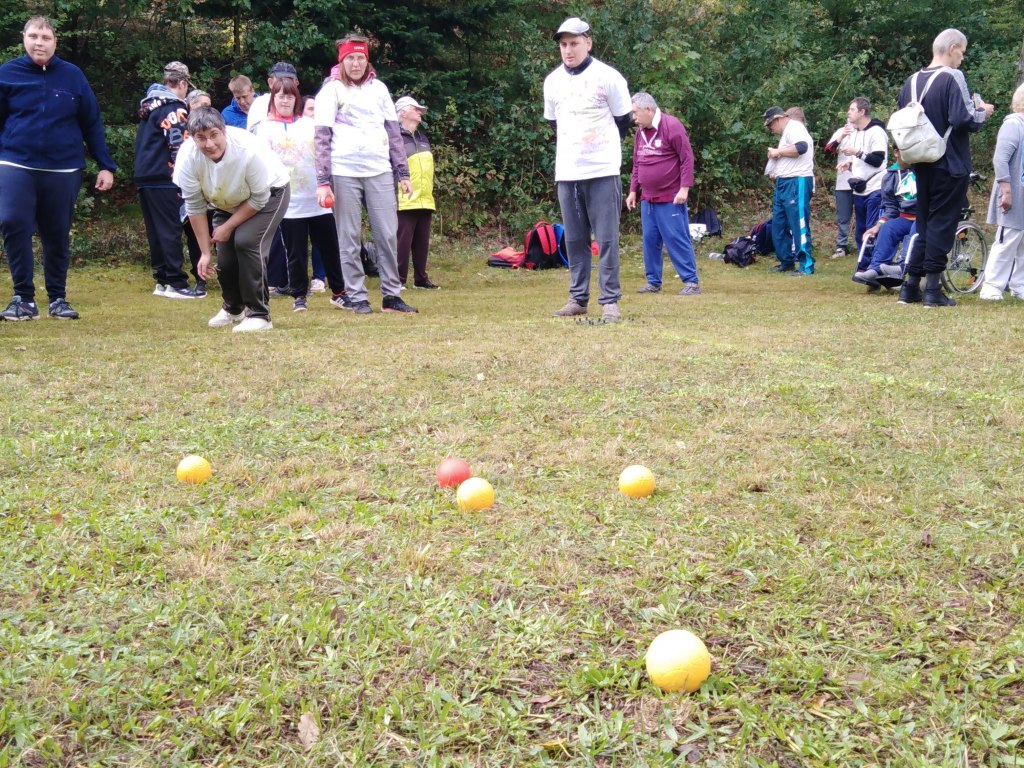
[436,458,472,488]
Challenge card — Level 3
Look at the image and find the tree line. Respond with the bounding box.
[3,0,1022,233]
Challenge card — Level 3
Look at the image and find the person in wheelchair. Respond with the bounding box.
[853,148,917,290]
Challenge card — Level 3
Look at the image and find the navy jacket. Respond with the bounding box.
[133,84,188,186]
[0,54,116,172]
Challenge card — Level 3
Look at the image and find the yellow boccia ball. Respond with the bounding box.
[618,465,655,498]
[456,477,494,511]
[645,629,711,693]
[176,454,212,485]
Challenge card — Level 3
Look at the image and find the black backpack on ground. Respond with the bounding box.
[723,236,758,267]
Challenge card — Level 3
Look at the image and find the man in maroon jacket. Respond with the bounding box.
[625,92,701,295]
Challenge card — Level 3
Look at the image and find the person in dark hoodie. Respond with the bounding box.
[134,61,204,299]
[836,98,887,252]
[0,16,116,321]
[853,148,917,289]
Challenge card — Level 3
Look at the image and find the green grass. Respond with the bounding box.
[1,229,1023,767]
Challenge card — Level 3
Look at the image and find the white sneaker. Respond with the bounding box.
[208,308,244,327]
[153,283,167,296]
[978,287,1003,301]
[232,316,273,333]
[309,279,326,293]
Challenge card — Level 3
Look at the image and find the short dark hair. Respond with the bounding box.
[851,97,871,115]
[187,106,226,135]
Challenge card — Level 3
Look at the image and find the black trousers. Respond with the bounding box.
[139,187,189,289]
[281,213,345,297]
[397,210,432,285]
[904,165,969,277]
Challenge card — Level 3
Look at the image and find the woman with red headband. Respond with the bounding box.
[312,34,418,314]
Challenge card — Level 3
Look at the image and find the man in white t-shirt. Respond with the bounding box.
[544,17,632,321]
[764,106,815,274]
[837,97,888,253]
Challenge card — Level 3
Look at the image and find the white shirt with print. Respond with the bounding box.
[543,57,630,182]
[256,116,321,218]
[313,78,396,178]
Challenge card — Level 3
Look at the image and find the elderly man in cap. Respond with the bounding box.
[247,61,298,133]
[544,17,632,321]
[133,61,203,298]
[395,95,439,289]
[764,105,815,274]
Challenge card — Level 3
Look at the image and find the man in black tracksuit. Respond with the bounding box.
[896,28,993,307]
[134,61,202,299]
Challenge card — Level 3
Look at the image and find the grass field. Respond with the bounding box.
[2,230,1023,767]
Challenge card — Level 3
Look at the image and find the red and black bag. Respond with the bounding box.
[523,221,563,270]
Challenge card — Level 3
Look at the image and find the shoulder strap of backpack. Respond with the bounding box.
[911,68,954,141]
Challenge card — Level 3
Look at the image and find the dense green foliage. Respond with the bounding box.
[6,0,1023,231]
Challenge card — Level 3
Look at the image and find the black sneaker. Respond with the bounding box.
[769,263,795,273]
[193,280,208,298]
[382,295,418,313]
[330,292,354,310]
[1,295,39,321]
[293,296,308,312]
[48,298,79,320]
[351,300,372,315]
[413,279,440,290]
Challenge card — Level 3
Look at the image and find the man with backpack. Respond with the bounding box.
[544,17,632,321]
[625,92,701,296]
[894,28,993,307]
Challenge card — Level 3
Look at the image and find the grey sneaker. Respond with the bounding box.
[637,283,661,294]
[293,296,308,312]
[351,300,373,315]
[153,283,167,296]
[601,303,621,322]
[1,295,39,321]
[879,264,903,278]
[48,298,79,319]
[831,248,847,260]
[678,282,702,296]
[852,269,880,286]
[552,300,587,317]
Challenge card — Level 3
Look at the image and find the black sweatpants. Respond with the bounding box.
[904,165,970,277]
[281,213,345,298]
[139,186,189,289]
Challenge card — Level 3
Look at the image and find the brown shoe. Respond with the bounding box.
[601,303,621,322]
[552,300,587,317]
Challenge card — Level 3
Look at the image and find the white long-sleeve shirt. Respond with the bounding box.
[173,126,289,215]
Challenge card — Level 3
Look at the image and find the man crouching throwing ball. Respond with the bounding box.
[173,107,290,332]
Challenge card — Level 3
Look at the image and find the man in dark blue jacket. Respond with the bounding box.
[134,61,204,299]
[896,28,993,307]
[0,16,116,320]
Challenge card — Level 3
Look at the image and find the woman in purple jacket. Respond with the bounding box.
[0,16,116,321]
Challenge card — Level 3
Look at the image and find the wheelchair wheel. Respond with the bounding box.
[942,222,987,294]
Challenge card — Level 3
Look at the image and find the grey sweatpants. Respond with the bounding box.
[332,173,403,304]
[557,175,623,306]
